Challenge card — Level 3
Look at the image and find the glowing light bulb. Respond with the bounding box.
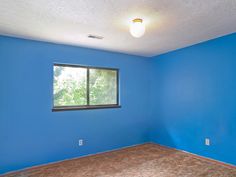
[129,18,145,38]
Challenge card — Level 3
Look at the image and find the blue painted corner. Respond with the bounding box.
[149,33,236,166]
[1,33,236,174]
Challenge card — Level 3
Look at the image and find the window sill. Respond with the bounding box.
[52,105,121,112]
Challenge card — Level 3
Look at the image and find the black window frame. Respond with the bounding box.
[52,63,120,111]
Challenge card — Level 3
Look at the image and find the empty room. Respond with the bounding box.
[0,0,236,176]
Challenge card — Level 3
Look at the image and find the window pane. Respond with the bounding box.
[53,65,87,106]
[89,69,117,105]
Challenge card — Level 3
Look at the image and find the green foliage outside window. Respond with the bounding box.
[90,69,117,105]
[53,65,118,107]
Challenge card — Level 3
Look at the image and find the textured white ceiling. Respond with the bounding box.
[0,0,236,57]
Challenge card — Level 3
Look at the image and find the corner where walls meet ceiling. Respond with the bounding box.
[0,0,236,57]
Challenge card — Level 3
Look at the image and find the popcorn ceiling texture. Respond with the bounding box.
[0,0,236,57]
[3,144,236,177]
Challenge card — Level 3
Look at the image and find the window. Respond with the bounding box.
[53,63,120,111]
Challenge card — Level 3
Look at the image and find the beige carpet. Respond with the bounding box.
[3,143,236,177]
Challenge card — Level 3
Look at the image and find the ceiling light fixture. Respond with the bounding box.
[129,18,145,38]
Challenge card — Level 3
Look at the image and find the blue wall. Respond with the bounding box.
[1,33,236,174]
[150,33,236,166]
[0,36,150,174]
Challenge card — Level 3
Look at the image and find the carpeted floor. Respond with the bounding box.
[3,143,236,177]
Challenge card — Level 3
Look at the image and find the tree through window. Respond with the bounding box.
[53,64,119,111]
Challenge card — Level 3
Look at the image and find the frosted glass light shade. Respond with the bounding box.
[129,18,145,38]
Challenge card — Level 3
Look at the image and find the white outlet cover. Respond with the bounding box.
[79,139,83,146]
[205,138,210,146]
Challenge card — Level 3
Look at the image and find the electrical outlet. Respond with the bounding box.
[78,139,84,146]
[205,138,210,146]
